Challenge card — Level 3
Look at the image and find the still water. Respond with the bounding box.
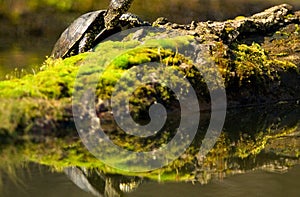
[1,0,300,79]
[2,164,300,197]
[1,104,300,197]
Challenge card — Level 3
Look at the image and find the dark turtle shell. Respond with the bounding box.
[51,10,106,59]
[52,0,138,59]
[51,10,150,59]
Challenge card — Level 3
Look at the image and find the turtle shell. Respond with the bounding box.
[51,10,106,59]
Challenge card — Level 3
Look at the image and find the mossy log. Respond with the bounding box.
[154,4,300,105]
[0,4,299,137]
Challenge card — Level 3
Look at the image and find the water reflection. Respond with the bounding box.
[130,166,300,197]
[65,167,142,197]
[0,104,299,196]
[1,164,94,197]
[1,0,300,79]
[2,163,300,197]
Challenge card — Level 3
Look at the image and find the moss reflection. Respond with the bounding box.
[0,105,299,187]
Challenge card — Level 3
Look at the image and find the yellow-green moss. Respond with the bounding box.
[0,53,87,99]
[215,42,298,86]
[0,98,67,135]
[0,54,88,135]
[234,43,296,82]
[0,35,195,135]
[295,24,300,34]
[1,33,299,136]
[234,16,246,20]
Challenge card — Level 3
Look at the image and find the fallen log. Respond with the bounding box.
[0,4,299,137]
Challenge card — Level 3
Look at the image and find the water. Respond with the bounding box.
[2,164,93,197]
[1,105,300,196]
[0,0,300,79]
[130,166,300,197]
[2,164,300,197]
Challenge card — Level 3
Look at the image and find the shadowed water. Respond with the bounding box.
[2,164,300,197]
[0,0,300,79]
[0,104,299,196]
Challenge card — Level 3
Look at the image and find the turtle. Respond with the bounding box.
[104,0,135,30]
[64,166,142,196]
[51,0,149,59]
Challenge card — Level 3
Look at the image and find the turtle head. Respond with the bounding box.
[104,0,134,29]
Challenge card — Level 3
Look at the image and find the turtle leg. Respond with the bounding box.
[79,34,90,53]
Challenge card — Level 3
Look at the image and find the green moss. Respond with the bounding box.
[92,36,195,104]
[0,32,298,135]
[234,16,246,20]
[225,27,235,33]
[0,35,196,135]
[275,52,289,57]
[0,98,67,135]
[0,53,87,99]
[233,43,296,82]
[295,24,300,34]
[0,53,87,134]
[214,42,298,86]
